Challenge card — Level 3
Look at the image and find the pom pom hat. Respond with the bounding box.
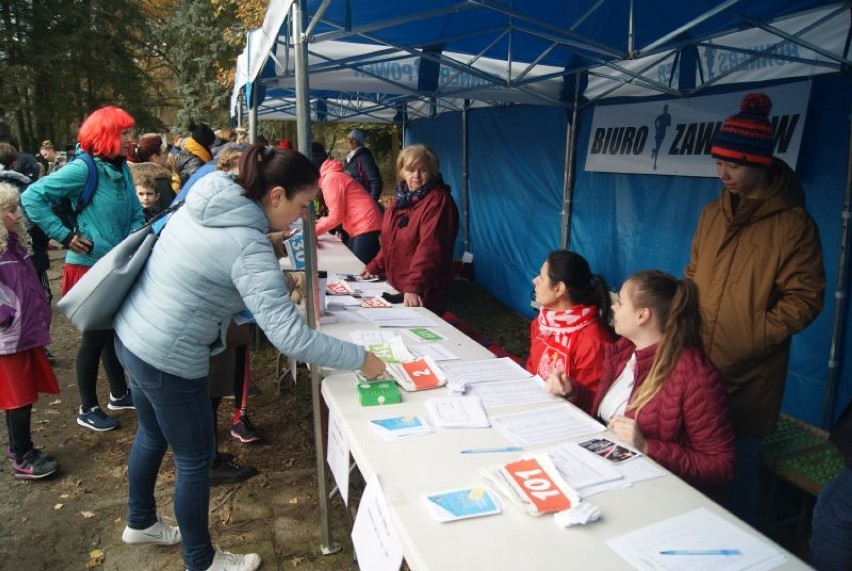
[710,93,775,167]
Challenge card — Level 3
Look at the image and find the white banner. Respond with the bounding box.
[584,4,849,100]
[584,82,811,178]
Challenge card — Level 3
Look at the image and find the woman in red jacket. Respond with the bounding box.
[527,250,614,390]
[547,269,734,492]
[361,144,459,315]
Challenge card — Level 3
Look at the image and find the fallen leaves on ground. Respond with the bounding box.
[85,549,104,568]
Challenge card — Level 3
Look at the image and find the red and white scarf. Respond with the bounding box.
[537,305,598,336]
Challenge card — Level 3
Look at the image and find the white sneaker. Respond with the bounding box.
[122,516,181,545]
[189,546,261,571]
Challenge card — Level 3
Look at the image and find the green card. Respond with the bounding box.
[409,327,444,341]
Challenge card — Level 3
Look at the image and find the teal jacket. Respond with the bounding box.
[21,156,143,267]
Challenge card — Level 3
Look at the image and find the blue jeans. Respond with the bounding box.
[116,337,216,571]
[727,436,762,524]
[811,466,852,571]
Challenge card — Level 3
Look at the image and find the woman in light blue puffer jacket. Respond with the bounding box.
[113,145,385,571]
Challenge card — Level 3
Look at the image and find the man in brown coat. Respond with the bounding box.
[685,92,825,523]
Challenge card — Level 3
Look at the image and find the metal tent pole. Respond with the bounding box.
[293,0,341,555]
[560,73,581,249]
[248,82,258,144]
[462,99,470,253]
[823,105,852,429]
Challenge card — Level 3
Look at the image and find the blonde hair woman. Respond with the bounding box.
[360,144,459,314]
[548,270,735,493]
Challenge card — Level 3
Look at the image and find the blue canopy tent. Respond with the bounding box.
[237,0,852,553]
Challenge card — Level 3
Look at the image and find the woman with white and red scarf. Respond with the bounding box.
[527,250,615,390]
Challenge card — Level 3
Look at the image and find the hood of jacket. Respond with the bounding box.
[185,170,268,233]
[320,157,346,180]
[721,158,804,226]
[0,168,31,189]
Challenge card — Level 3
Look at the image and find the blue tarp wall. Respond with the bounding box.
[406,73,852,426]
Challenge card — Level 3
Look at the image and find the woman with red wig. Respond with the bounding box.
[22,106,144,432]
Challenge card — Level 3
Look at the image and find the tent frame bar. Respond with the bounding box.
[560,73,582,250]
[824,104,852,429]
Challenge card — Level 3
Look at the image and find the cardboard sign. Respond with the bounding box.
[284,232,306,269]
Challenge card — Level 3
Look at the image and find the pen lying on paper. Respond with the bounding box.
[659,549,742,556]
[460,446,522,454]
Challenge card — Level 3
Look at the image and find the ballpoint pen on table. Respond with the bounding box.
[659,549,742,556]
[460,446,523,454]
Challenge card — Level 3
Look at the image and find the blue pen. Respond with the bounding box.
[659,549,742,556]
[460,446,522,454]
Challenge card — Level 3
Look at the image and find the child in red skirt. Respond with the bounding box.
[0,183,60,479]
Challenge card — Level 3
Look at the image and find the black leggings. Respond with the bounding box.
[232,346,247,412]
[6,405,33,461]
[77,330,128,410]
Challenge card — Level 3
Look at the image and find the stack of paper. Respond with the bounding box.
[490,404,606,447]
[359,308,440,327]
[466,376,564,408]
[367,336,414,364]
[387,356,447,391]
[425,396,490,428]
[326,295,362,307]
[575,437,666,485]
[350,330,402,345]
[344,279,396,298]
[369,415,433,440]
[439,357,532,392]
[408,343,459,361]
[546,442,629,497]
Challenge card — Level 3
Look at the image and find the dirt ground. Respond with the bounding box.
[0,251,364,571]
[0,251,814,569]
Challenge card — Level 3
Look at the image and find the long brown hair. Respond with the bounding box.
[237,144,319,201]
[626,270,703,414]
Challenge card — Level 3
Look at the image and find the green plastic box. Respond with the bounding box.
[357,381,402,406]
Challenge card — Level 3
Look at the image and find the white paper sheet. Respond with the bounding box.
[350,330,401,345]
[425,396,490,428]
[359,308,441,327]
[326,295,362,307]
[440,357,532,391]
[466,377,565,408]
[326,408,350,505]
[351,478,404,571]
[490,404,606,447]
[546,442,626,494]
[346,280,396,297]
[408,342,459,361]
[617,458,667,484]
[327,308,368,323]
[607,507,786,571]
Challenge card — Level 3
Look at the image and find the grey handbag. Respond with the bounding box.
[57,203,182,332]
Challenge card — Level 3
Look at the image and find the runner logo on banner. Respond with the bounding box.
[584,82,810,178]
